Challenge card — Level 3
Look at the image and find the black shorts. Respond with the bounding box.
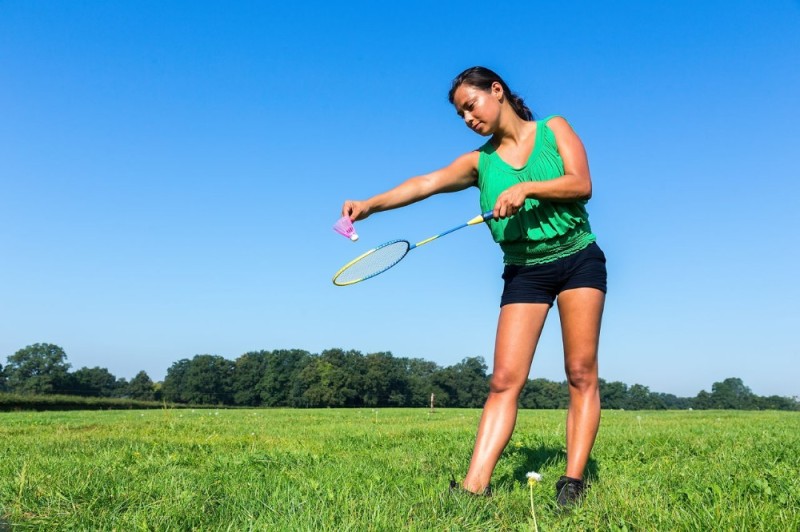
[500,242,607,307]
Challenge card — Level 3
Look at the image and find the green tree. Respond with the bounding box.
[153,381,164,402]
[127,370,156,401]
[296,349,365,407]
[430,365,457,407]
[362,351,409,407]
[599,379,628,409]
[5,343,71,395]
[654,392,691,409]
[433,357,488,408]
[231,351,270,406]
[709,377,756,409]
[0,363,6,392]
[756,395,800,411]
[456,357,489,408]
[624,383,665,410]
[693,389,713,409]
[519,378,569,409]
[68,366,119,397]
[114,377,128,398]
[406,358,443,407]
[183,355,235,405]
[162,359,191,403]
[257,349,311,407]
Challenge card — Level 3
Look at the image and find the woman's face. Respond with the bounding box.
[452,82,503,136]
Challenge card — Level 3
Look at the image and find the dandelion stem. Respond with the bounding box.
[529,484,538,532]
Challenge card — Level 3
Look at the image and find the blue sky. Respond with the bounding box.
[1,1,798,398]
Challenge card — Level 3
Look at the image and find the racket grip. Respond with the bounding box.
[482,211,494,220]
[467,211,494,225]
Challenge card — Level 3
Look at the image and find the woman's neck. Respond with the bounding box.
[493,112,534,147]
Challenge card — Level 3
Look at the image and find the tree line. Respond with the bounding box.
[2,343,797,410]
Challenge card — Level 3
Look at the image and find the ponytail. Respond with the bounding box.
[507,93,533,121]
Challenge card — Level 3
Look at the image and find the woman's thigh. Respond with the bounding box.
[492,303,551,389]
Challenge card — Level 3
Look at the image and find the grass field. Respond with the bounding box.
[1,408,798,530]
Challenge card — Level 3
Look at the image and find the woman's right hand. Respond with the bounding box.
[342,199,372,222]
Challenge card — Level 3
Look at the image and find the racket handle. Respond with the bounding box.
[468,211,495,225]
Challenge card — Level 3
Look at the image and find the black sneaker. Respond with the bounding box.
[449,478,492,497]
[555,475,585,508]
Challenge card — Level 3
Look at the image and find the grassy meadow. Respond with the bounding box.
[1,408,798,530]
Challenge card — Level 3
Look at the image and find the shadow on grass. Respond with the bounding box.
[510,443,600,485]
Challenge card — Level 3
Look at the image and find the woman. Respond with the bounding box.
[341,66,606,507]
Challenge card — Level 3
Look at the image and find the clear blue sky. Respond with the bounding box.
[2,1,798,398]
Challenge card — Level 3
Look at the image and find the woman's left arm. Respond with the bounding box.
[493,117,592,219]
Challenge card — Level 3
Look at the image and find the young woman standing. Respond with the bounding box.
[341,66,606,507]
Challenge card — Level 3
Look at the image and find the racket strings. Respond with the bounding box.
[333,240,410,285]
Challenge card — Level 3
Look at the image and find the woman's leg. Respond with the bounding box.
[557,287,605,480]
[462,302,550,493]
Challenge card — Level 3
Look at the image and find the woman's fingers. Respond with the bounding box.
[341,200,370,221]
[494,184,531,219]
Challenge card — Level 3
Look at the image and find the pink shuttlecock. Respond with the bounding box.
[333,216,359,241]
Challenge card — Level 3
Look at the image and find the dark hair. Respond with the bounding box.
[447,66,533,121]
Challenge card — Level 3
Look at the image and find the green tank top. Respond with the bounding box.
[477,115,596,265]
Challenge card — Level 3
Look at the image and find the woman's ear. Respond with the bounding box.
[491,81,504,102]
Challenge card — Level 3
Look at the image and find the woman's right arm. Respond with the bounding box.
[342,151,479,221]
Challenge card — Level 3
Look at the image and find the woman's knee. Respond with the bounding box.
[489,369,526,395]
[564,361,598,391]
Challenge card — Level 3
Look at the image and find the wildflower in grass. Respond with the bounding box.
[526,471,542,485]
[526,471,542,532]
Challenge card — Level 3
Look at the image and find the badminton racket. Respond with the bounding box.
[332,211,493,286]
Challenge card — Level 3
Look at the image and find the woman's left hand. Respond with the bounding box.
[493,183,531,219]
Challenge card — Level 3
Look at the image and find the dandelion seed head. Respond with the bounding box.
[526,471,542,485]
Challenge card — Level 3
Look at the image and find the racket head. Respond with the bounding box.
[332,239,411,286]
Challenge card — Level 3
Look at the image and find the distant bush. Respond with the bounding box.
[0,392,182,412]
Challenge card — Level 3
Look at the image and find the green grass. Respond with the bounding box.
[1,408,798,530]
